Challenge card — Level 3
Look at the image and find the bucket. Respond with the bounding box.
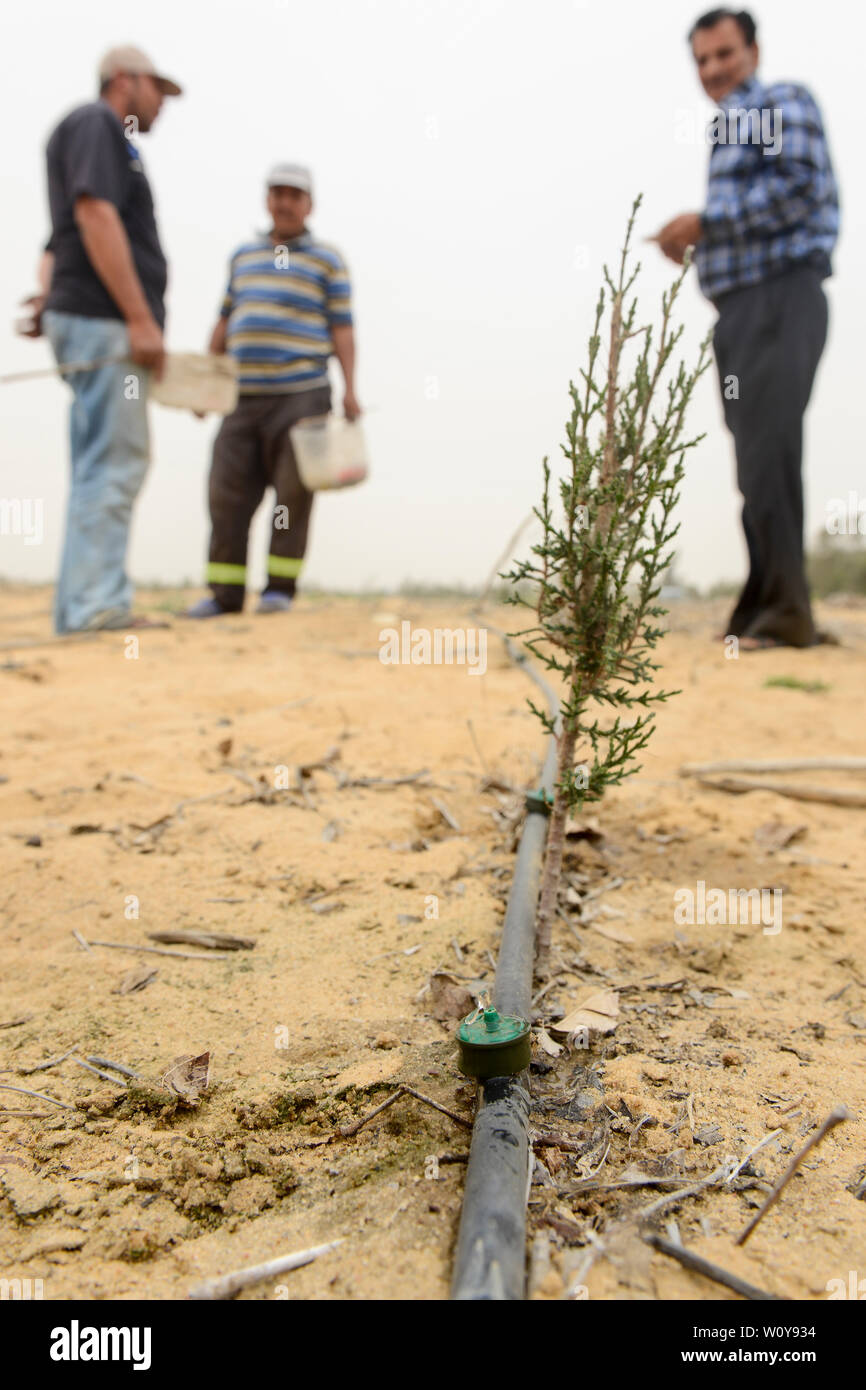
[290,415,370,491]
[150,353,239,415]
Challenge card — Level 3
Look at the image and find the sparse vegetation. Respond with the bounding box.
[505,197,710,978]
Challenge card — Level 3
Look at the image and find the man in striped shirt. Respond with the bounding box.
[654,9,839,649]
[188,163,359,616]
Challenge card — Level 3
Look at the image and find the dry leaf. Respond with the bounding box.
[162,1052,211,1099]
[536,1027,564,1058]
[429,972,475,1022]
[113,964,158,995]
[550,990,619,1037]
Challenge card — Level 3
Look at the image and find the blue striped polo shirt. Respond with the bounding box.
[220,230,353,394]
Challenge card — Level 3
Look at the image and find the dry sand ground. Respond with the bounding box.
[1,583,865,1302]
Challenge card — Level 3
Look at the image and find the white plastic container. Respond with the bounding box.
[150,353,239,415]
[290,414,370,491]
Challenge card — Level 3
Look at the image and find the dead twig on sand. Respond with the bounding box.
[681,757,866,776]
[431,797,461,832]
[726,1130,783,1184]
[87,940,231,961]
[645,1233,785,1301]
[344,769,432,789]
[87,1057,143,1080]
[337,1090,403,1137]
[0,1084,74,1111]
[188,1239,344,1300]
[402,1086,472,1129]
[69,1057,126,1086]
[637,1164,731,1221]
[737,1105,850,1246]
[338,1085,472,1139]
[22,1046,79,1074]
[692,774,866,809]
[71,930,92,953]
[616,977,687,994]
[147,930,255,951]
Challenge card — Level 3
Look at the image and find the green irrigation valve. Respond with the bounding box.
[456,1006,531,1079]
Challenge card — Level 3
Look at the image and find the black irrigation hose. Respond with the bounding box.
[451,627,560,1301]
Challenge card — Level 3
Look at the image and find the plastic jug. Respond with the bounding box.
[290,415,370,491]
[150,353,239,414]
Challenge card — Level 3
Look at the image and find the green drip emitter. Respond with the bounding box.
[456,1004,531,1079]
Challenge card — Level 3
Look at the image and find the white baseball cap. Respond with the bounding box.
[99,45,183,97]
[266,163,313,195]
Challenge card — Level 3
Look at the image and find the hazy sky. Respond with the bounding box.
[1,0,862,594]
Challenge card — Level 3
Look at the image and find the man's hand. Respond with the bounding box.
[653,213,703,265]
[343,388,362,421]
[17,294,46,338]
[127,313,165,375]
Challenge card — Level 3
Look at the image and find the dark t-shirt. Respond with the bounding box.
[44,101,167,327]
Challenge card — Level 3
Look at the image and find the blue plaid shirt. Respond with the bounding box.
[695,73,839,301]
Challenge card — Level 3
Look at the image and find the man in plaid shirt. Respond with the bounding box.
[655,8,839,648]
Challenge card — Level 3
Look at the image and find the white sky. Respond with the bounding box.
[0,0,862,593]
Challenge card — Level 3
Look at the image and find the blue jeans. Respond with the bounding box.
[43,311,151,633]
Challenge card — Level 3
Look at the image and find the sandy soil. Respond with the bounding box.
[1,584,864,1302]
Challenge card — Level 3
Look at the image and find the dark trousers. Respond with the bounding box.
[713,266,828,647]
[206,385,330,610]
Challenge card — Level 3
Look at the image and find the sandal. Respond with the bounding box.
[738,635,788,651]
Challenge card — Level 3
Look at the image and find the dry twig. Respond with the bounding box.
[0,1083,73,1111]
[69,1057,126,1086]
[188,1239,344,1300]
[737,1105,850,1245]
[87,1057,143,1080]
[338,1085,471,1138]
[88,940,231,961]
[645,1233,784,1301]
[694,774,866,809]
[22,1046,79,1074]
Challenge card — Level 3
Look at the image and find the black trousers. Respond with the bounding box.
[206,385,331,611]
[713,266,828,647]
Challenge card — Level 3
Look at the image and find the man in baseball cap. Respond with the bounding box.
[186,162,360,618]
[32,46,182,631]
[265,162,313,195]
[98,45,183,99]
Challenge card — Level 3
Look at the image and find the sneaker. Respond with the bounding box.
[83,608,171,630]
[83,607,131,631]
[183,596,230,619]
[256,591,293,614]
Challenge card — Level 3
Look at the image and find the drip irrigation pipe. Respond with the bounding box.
[451,624,559,1300]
